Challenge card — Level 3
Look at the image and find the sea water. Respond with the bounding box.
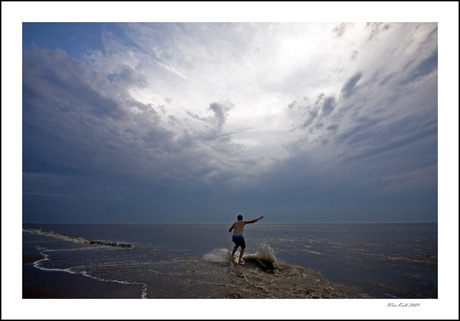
[22,223,437,298]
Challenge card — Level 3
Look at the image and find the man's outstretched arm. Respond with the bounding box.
[244,216,264,224]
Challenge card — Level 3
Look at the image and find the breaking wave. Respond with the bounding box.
[23,228,133,248]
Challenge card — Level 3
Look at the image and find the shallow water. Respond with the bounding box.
[23,223,437,298]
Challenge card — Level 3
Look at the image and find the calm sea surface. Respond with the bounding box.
[23,223,437,298]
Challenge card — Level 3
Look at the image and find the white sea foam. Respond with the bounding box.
[23,228,133,248]
[203,248,232,263]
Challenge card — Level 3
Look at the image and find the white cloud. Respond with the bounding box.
[97,24,435,181]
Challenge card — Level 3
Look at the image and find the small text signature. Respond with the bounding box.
[387,302,420,308]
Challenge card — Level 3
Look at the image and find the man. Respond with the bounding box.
[229,214,264,264]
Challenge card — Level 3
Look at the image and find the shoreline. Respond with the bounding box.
[22,253,144,298]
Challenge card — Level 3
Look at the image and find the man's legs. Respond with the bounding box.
[238,247,245,264]
[232,245,238,257]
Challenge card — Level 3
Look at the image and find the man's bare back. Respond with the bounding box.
[229,216,264,235]
[230,220,246,235]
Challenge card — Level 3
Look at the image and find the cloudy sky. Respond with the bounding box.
[19,19,442,224]
[0,1,454,225]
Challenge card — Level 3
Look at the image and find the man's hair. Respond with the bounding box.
[237,215,243,220]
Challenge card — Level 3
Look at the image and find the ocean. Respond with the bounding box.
[22,222,437,299]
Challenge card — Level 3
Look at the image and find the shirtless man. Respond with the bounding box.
[229,215,264,264]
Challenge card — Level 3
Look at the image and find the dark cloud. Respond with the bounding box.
[209,102,229,130]
[341,121,437,164]
[186,102,244,159]
[379,72,396,86]
[400,49,437,86]
[186,101,233,133]
[333,115,381,147]
[321,96,336,116]
[23,47,126,119]
[301,109,318,129]
[326,124,339,131]
[297,94,336,130]
[341,72,362,98]
[106,64,148,88]
[23,48,209,183]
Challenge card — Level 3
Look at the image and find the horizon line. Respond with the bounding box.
[22,221,438,225]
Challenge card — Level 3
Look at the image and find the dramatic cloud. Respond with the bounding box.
[341,72,362,98]
[21,22,438,223]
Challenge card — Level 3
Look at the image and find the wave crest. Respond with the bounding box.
[23,228,133,248]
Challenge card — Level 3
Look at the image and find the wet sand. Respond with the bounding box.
[22,254,144,298]
[23,253,46,265]
[220,256,364,299]
[23,253,364,299]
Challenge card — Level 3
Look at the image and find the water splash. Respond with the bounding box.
[242,243,279,271]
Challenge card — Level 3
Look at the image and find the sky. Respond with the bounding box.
[0,2,455,225]
[19,20,441,224]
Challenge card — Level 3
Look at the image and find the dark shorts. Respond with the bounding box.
[232,235,246,248]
